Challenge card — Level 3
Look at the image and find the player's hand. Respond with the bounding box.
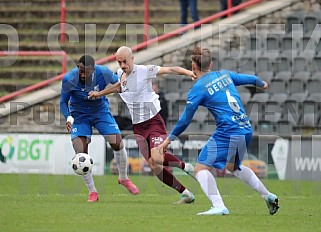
[120,72,127,82]
[262,81,268,90]
[88,91,100,100]
[114,82,122,93]
[66,121,72,133]
[66,116,74,133]
[187,70,197,80]
[157,138,171,154]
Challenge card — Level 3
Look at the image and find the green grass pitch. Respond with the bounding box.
[0,173,320,232]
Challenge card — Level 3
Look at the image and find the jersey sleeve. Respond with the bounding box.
[61,73,76,94]
[146,65,161,79]
[227,71,265,88]
[101,65,119,84]
[60,76,72,119]
[169,85,203,140]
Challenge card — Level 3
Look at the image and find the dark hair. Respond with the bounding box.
[190,47,212,71]
[78,55,95,67]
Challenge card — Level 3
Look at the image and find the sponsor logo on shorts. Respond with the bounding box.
[152,137,163,145]
[109,124,119,130]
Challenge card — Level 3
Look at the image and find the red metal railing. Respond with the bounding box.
[98,0,262,64]
[0,0,262,103]
[227,0,233,17]
[60,0,66,43]
[142,0,235,41]
[144,0,149,42]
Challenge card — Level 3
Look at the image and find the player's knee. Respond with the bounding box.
[194,163,208,175]
[150,148,164,165]
[226,162,238,173]
[106,135,124,151]
[194,165,202,174]
[109,141,123,151]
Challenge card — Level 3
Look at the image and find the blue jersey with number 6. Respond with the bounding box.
[169,70,265,139]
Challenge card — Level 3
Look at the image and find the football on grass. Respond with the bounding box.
[71,153,93,175]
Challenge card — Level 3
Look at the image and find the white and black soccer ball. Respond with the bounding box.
[71,153,93,175]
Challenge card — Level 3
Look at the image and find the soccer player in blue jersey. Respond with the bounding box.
[60,55,139,202]
[158,47,279,215]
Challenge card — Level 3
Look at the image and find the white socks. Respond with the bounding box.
[195,169,226,208]
[233,165,269,198]
[182,189,191,195]
[82,147,129,193]
[195,166,270,209]
[114,147,128,181]
[82,171,97,193]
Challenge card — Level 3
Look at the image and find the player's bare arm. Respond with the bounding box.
[88,82,121,99]
[158,66,197,80]
[157,137,171,154]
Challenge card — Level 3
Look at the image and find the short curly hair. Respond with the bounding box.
[78,55,95,67]
[190,47,212,71]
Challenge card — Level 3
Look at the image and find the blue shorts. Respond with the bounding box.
[197,133,252,170]
[71,111,120,140]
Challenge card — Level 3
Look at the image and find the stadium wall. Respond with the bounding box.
[0,0,306,134]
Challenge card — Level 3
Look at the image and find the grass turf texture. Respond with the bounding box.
[0,174,320,232]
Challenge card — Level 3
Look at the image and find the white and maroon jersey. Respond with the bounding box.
[117,64,161,124]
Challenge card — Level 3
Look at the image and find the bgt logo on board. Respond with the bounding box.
[0,136,15,163]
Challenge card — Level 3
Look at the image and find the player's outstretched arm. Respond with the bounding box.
[231,72,268,90]
[88,82,121,99]
[158,66,197,80]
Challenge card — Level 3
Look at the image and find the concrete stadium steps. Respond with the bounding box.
[0,58,63,89]
[0,0,220,97]
[0,68,61,94]
[0,6,216,19]
[0,0,60,7]
[3,29,155,44]
[0,77,49,93]
[3,42,127,55]
[4,18,184,32]
[1,56,68,66]
[0,0,218,9]
[1,54,108,66]
[0,67,62,78]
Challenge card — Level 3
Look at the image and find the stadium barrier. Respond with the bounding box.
[0,134,105,175]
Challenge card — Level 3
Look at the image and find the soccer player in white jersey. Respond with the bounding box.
[158,47,279,215]
[89,46,196,204]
